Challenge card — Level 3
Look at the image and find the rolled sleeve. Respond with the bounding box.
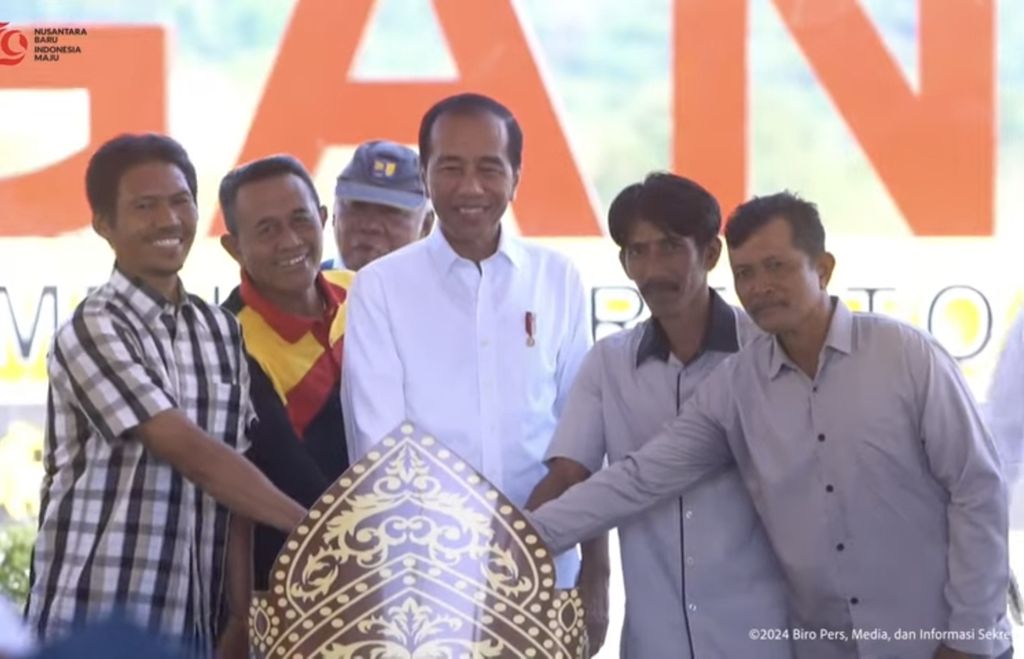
[49,307,177,442]
[911,334,1010,655]
[545,346,607,474]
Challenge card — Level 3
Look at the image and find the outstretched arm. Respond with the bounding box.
[530,402,732,554]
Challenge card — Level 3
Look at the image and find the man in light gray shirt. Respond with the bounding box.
[526,173,791,658]
[530,192,1011,659]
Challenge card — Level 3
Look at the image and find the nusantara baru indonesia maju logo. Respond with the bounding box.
[0,22,87,64]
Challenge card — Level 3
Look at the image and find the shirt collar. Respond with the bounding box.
[239,270,344,343]
[108,266,188,324]
[767,296,851,378]
[426,224,522,274]
[635,288,739,368]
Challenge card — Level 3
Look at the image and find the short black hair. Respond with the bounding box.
[608,172,721,249]
[218,155,321,235]
[418,93,523,171]
[85,133,197,223]
[725,191,825,258]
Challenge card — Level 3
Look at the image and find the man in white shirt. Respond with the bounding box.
[341,93,604,652]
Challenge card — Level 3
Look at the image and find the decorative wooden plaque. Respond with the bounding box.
[249,423,588,659]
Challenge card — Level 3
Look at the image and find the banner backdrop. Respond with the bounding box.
[2,1,1023,648]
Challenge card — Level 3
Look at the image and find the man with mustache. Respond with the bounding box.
[530,192,1011,659]
[322,140,433,271]
[25,135,305,656]
[525,173,792,658]
[217,155,354,656]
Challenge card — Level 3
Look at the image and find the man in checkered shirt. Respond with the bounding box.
[24,134,306,656]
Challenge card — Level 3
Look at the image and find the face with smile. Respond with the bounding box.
[222,173,326,310]
[93,160,197,297]
[423,110,519,259]
[729,216,833,334]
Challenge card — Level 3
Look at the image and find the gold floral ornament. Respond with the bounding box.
[249,422,588,659]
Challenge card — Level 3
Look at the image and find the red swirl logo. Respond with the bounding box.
[0,22,29,65]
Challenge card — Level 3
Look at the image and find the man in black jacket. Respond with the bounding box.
[217,155,353,655]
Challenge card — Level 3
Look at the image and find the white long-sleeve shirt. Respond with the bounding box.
[341,227,591,586]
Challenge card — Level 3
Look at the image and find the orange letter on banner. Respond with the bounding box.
[774,0,993,236]
[673,0,748,219]
[674,0,994,236]
[219,0,599,237]
[0,27,165,236]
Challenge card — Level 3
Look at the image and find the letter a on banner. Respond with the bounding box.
[219,0,601,237]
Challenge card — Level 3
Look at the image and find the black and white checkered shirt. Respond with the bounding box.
[25,268,253,654]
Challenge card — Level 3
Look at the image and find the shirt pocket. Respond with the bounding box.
[855,393,931,482]
[855,407,945,532]
[512,327,559,410]
[199,380,248,450]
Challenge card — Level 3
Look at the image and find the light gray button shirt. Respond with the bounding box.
[546,291,792,658]
[532,299,1010,659]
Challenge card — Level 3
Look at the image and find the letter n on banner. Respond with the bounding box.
[674,0,994,236]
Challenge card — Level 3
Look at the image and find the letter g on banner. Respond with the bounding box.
[0,22,29,65]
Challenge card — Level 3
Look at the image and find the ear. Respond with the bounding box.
[220,233,244,267]
[509,167,522,202]
[420,210,435,238]
[318,204,328,228]
[815,251,836,289]
[92,213,113,243]
[617,249,629,277]
[703,236,722,271]
[420,166,430,196]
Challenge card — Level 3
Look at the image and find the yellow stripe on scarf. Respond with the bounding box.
[236,269,353,402]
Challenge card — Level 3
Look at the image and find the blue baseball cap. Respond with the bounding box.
[334,140,427,210]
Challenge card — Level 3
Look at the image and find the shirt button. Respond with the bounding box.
[826,484,834,493]
[817,433,826,442]
[850,597,859,605]
[684,510,694,520]
[686,556,695,566]
[812,385,818,392]
[687,603,697,613]
[836,543,845,551]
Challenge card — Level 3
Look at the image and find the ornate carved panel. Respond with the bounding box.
[249,423,588,658]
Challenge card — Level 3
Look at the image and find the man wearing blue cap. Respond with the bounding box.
[323,140,434,271]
